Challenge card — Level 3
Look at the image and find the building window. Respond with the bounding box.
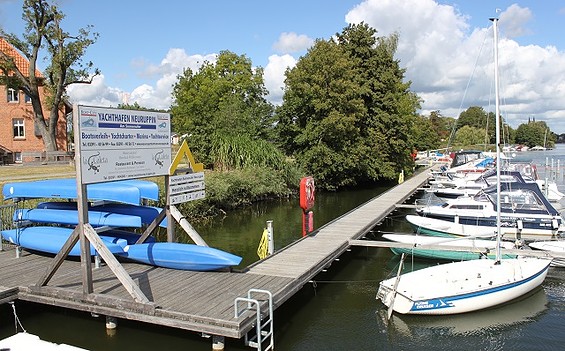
[13,118,25,138]
[7,88,19,102]
[14,152,22,163]
[24,93,32,103]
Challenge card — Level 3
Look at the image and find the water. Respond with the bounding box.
[1,146,565,350]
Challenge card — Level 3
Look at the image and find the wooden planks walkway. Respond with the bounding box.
[0,169,432,340]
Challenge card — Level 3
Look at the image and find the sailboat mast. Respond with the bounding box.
[491,17,502,262]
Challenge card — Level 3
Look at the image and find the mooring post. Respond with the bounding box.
[106,316,117,330]
[212,335,224,351]
[267,220,274,255]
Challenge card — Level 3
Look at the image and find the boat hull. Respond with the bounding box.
[406,214,562,242]
[118,242,242,271]
[376,257,551,315]
[529,240,565,267]
[384,234,516,261]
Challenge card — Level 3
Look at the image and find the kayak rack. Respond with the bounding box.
[234,289,274,351]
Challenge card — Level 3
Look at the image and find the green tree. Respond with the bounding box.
[454,106,496,145]
[276,23,420,190]
[410,114,441,151]
[428,110,453,142]
[0,0,99,151]
[453,125,485,146]
[515,121,554,148]
[117,102,166,113]
[171,50,275,168]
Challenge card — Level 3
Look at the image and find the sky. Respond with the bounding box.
[1,0,565,134]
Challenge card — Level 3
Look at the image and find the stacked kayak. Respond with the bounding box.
[1,178,241,271]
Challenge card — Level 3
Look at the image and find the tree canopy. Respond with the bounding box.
[0,0,99,151]
[170,50,277,169]
[275,23,420,190]
[515,120,554,148]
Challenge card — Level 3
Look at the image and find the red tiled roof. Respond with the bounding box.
[0,37,43,77]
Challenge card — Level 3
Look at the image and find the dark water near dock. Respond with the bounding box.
[1,146,565,350]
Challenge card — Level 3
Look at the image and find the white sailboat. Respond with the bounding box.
[376,17,552,316]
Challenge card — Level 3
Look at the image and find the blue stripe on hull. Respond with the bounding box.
[408,263,550,312]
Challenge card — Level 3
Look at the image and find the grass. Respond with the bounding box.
[0,163,76,202]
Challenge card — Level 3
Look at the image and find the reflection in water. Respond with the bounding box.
[376,288,549,351]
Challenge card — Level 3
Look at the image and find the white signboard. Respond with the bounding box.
[76,105,171,184]
[169,172,206,204]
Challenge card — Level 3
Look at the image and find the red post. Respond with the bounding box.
[300,177,315,236]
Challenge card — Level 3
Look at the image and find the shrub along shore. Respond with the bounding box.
[0,163,301,224]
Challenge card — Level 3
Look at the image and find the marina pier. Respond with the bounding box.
[0,168,445,348]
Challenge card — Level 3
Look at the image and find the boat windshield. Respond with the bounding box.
[480,188,548,212]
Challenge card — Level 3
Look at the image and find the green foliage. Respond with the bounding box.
[210,134,286,171]
[117,102,167,113]
[170,50,275,167]
[410,114,442,151]
[453,125,486,146]
[276,23,420,190]
[0,0,99,151]
[428,111,454,141]
[515,121,554,148]
[175,166,302,221]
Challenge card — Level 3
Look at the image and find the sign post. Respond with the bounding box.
[37,105,171,304]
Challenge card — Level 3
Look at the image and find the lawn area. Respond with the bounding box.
[0,163,76,202]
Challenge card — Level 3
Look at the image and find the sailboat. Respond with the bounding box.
[376,17,552,315]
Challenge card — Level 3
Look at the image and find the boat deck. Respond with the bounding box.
[0,169,432,340]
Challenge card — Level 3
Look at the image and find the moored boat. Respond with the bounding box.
[382,233,516,261]
[528,240,565,267]
[409,182,565,242]
[377,257,550,315]
[377,17,553,317]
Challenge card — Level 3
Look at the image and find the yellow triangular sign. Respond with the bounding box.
[169,139,204,175]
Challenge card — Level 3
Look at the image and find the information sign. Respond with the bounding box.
[76,105,171,184]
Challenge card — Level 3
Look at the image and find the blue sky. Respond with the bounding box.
[1,0,565,134]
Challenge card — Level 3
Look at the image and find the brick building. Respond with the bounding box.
[0,37,71,164]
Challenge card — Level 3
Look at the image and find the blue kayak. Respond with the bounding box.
[1,226,127,256]
[2,178,159,205]
[37,202,167,228]
[118,242,242,271]
[14,208,143,228]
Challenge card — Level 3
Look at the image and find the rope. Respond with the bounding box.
[9,301,26,333]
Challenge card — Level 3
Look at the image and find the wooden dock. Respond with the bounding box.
[0,169,431,342]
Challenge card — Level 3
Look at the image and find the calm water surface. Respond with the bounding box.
[1,146,564,350]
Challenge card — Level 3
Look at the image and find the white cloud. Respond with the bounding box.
[499,4,532,38]
[264,54,297,105]
[68,0,565,134]
[67,75,122,107]
[68,49,217,110]
[272,32,314,54]
[345,0,565,133]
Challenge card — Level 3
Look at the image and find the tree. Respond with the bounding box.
[0,0,99,152]
[515,121,554,148]
[453,125,485,146]
[276,23,420,190]
[454,106,495,145]
[171,50,275,169]
[410,114,441,151]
